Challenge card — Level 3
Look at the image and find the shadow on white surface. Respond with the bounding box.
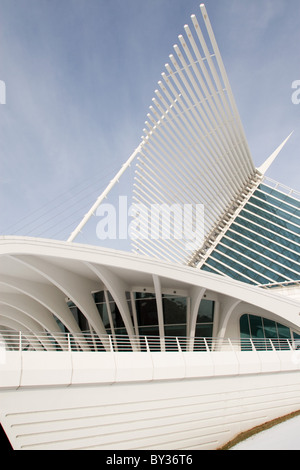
[231,415,300,450]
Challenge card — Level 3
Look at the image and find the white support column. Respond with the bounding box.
[0,274,87,351]
[216,297,241,341]
[188,286,206,351]
[86,263,135,339]
[0,308,51,351]
[0,293,62,334]
[10,256,107,340]
[130,291,139,337]
[152,274,165,352]
[0,317,49,351]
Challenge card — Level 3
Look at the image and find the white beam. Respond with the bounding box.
[67,145,143,243]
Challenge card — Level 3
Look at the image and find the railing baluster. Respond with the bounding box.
[203,337,209,352]
[0,329,299,354]
[109,335,114,352]
[19,331,22,352]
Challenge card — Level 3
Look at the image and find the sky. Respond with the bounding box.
[0,0,299,251]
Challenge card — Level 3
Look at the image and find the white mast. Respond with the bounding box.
[67,144,142,243]
[258,132,293,175]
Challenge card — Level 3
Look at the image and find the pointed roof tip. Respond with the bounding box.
[258,131,294,175]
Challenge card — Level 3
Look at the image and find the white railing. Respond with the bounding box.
[0,330,297,353]
[263,176,300,201]
[259,280,300,289]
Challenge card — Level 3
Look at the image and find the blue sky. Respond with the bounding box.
[0,0,299,250]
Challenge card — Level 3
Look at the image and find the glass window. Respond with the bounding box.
[93,290,136,335]
[233,218,300,256]
[163,295,187,337]
[95,301,110,330]
[240,314,250,338]
[109,301,125,331]
[242,207,299,243]
[162,295,187,325]
[277,323,291,339]
[195,324,213,338]
[138,325,160,336]
[197,299,214,323]
[94,291,105,303]
[67,301,89,331]
[240,314,292,351]
[93,291,110,330]
[262,318,277,338]
[195,300,214,341]
[224,232,300,277]
[125,291,133,316]
[249,315,264,338]
[209,250,271,284]
[259,184,300,210]
[135,292,159,335]
[293,332,300,350]
[249,315,267,350]
[239,314,252,350]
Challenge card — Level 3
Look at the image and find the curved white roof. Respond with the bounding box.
[0,236,299,346]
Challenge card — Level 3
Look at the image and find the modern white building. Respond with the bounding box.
[0,4,299,450]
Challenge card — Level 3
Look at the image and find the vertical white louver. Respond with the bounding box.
[132,4,256,263]
[67,4,257,262]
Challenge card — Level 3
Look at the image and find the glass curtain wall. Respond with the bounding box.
[163,295,187,337]
[240,314,295,350]
[201,183,300,286]
[135,292,159,337]
[69,291,215,348]
[196,300,214,338]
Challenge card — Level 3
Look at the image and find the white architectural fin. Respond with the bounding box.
[132,5,256,265]
[258,132,293,175]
